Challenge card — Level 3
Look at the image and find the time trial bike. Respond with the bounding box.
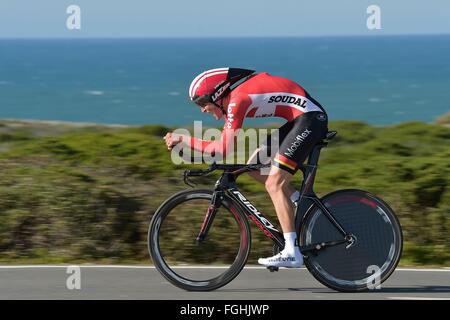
[148,130,403,292]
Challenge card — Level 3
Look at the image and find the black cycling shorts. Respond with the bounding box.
[257,111,328,174]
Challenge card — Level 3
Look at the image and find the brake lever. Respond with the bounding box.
[183,164,217,187]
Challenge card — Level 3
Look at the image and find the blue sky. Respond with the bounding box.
[0,0,449,38]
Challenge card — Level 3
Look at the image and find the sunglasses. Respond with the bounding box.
[193,95,211,108]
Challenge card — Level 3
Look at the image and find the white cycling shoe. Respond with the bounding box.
[258,250,304,268]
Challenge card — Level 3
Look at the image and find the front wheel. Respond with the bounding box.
[148,189,251,291]
[299,189,403,292]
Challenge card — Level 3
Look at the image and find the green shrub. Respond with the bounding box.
[0,122,448,266]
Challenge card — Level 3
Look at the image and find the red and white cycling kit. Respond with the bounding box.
[185,72,328,174]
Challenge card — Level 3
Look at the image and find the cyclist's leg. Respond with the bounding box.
[272,112,328,177]
[258,165,303,267]
[246,121,297,197]
[258,112,328,268]
[247,150,295,194]
[271,111,329,228]
[247,148,270,184]
[265,166,296,232]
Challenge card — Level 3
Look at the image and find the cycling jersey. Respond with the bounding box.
[185,72,328,173]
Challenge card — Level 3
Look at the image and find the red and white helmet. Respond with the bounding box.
[188,68,255,107]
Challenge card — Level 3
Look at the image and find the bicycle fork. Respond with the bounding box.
[196,191,222,243]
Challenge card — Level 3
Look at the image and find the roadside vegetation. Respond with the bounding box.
[0,117,448,266]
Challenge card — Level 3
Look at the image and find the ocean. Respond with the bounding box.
[0,36,449,127]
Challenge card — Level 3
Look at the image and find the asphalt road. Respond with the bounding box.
[1,265,449,300]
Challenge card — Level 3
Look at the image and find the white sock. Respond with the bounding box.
[283,232,300,255]
[290,191,299,203]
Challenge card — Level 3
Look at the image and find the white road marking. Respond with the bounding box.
[0,265,274,269]
[396,268,450,272]
[388,297,450,300]
[0,265,449,271]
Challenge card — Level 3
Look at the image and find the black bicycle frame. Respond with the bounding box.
[196,142,352,254]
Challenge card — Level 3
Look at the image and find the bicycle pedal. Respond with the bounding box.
[267,266,279,272]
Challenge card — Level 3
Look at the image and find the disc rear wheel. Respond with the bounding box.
[300,189,403,292]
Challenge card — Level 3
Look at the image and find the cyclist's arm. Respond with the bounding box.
[184,97,249,156]
[185,127,240,157]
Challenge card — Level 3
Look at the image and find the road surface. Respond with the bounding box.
[1,265,449,300]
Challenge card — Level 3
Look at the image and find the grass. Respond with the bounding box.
[0,118,448,266]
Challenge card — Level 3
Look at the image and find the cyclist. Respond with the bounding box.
[164,68,328,268]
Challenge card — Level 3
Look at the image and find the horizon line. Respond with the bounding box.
[1,33,450,40]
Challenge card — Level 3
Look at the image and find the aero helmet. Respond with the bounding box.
[188,68,255,107]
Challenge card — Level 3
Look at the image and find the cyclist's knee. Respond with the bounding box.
[265,170,290,194]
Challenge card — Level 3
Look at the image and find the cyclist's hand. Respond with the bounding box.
[164,132,183,150]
